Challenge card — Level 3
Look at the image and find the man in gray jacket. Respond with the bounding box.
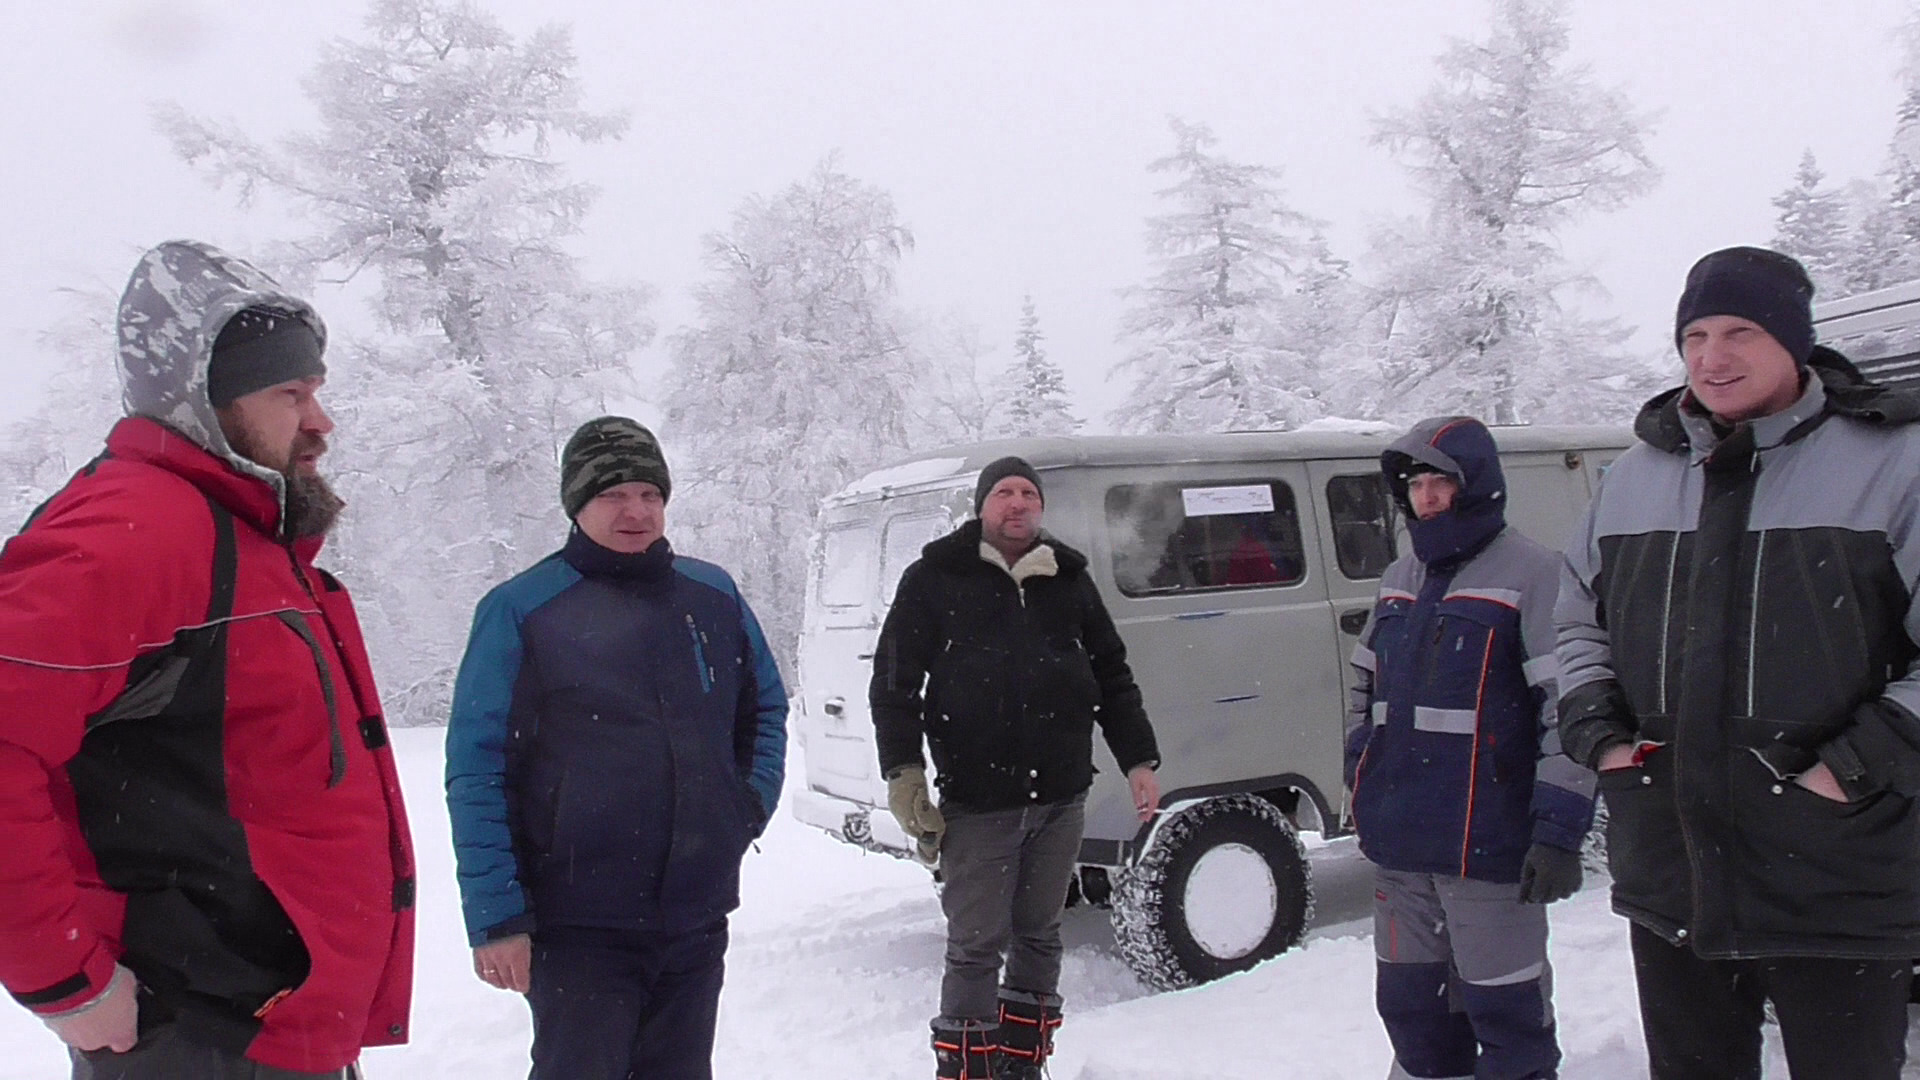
[1558,246,1920,1079]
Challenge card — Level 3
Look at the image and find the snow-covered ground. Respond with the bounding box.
[0,729,1905,1078]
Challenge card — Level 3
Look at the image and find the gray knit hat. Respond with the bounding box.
[560,417,670,518]
[973,456,1044,515]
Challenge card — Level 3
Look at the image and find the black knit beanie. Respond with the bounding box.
[560,416,671,518]
[208,307,326,408]
[973,456,1044,515]
[1673,246,1816,367]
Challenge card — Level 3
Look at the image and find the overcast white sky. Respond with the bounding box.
[0,0,1910,430]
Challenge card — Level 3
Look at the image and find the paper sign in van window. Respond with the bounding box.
[1182,484,1275,518]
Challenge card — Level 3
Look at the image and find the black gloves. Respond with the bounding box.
[1518,843,1583,904]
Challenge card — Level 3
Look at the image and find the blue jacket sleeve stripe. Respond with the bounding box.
[445,558,576,945]
[738,594,789,816]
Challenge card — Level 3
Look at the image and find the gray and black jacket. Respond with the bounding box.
[1557,347,1920,959]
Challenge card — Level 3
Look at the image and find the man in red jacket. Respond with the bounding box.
[0,240,415,1079]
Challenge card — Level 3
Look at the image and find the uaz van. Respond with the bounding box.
[791,424,1630,989]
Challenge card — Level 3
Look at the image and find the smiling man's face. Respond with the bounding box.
[1681,314,1804,424]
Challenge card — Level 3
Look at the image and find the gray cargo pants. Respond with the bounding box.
[937,793,1086,1021]
[1373,868,1558,1080]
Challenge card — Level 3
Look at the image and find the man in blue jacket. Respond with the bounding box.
[445,416,787,1080]
[1347,417,1595,1080]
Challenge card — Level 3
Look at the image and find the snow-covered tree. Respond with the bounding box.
[1878,8,1920,284]
[159,0,651,723]
[1290,231,1384,419]
[908,312,993,444]
[1110,118,1326,434]
[663,158,919,671]
[1842,190,1907,296]
[1772,151,1853,299]
[0,284,124,531]
[1369,0,1657,425]
[987,297,1081,438]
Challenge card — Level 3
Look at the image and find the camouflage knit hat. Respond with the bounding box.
[560,416,670,518]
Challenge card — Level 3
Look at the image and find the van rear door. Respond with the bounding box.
[798,495,965,810]
[799,519,886,807]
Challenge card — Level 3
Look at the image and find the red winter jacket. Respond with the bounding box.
[0,415,416,1072]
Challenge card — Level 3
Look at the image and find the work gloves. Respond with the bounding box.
[1518,842,1583,904]
[886,765,945,864]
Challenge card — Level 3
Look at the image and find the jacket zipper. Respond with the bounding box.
[1746,532,1766,716]
[1657,531,1679,715]
[685,614,712,693]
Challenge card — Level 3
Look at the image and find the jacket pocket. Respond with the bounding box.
[1421,611,1497,705]
[733,773,768,837]
[1595,762,1686,916]
[119,885,306,1054]
[1037,634,1102,726]
[926,640,1010,730]
[1735,755,1920,937]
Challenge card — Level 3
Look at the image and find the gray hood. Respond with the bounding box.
[116,240,328,497]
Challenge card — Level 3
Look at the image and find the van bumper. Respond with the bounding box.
[792,787,916,859]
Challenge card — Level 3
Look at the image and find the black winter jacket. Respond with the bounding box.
[870,520,1159,810]
[1557,349,1920,959]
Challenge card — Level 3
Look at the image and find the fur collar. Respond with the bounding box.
[922,518,1089,577]
[980,540,1058,584]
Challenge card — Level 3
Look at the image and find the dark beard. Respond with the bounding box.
[219,415,341,539]
[284,469,344,540]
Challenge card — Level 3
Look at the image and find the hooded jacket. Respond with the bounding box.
[0,242,415,1072]
[1348,418,1595,882]
[445,529,788,944]
[1558,348,1920,958]
[870,519,1159,811]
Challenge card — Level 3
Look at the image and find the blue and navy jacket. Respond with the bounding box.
[445,531,787,944]
[1346,417,1595,883]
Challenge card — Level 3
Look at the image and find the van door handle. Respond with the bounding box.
[1339,608,1370,635]
[1175,610,1227,621]
[823,697,845,717]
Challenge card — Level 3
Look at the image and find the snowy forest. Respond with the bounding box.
[2,0,1917,723]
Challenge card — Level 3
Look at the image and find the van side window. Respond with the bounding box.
[1106,481,1306,596]
[1326,474,1397,580]
[818,523,878,608]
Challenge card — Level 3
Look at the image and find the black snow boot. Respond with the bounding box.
[992,989,1063,1079]
[932,1017,998,1079]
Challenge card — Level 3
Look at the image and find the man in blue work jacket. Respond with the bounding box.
[1348,416,1594,1080]
[445,416,787,1080]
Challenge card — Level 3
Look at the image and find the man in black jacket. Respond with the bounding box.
[1558,247,1920,1079]
[871,456,1160,1080]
